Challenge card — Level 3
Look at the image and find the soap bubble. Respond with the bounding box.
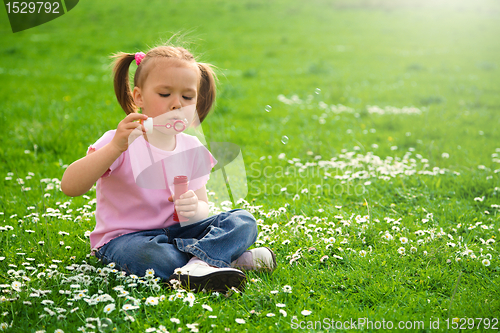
[265,105,272,112]
[315,88,321,95]
[281,136,289,144]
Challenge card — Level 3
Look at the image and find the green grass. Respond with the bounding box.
[1,0,500,331]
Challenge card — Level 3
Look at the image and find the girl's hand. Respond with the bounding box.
[168,190,199,218]
[110,113,148,153]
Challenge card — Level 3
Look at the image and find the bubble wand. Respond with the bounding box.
[140,117,187,133]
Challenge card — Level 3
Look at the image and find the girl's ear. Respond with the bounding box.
[132,86,143,108]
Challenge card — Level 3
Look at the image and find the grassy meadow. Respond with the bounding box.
[1,0,500,331]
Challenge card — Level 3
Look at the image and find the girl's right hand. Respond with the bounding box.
[110,113,149,153]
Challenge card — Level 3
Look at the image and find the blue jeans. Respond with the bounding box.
[95,209,258,280]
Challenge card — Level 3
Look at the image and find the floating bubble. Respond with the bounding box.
[265,105,272,112]
[281,136,289,144]
[315,88,321,95]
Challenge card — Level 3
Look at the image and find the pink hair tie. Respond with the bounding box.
[135,52,146,66]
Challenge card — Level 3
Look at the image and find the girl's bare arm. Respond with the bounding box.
[61,143,122,197]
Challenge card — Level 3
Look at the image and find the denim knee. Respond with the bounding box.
[230,209,258,244]
[132,236,190,276]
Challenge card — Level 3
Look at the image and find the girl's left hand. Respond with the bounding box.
[168,190,198,218]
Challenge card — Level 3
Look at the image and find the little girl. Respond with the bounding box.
[61,43,276,292]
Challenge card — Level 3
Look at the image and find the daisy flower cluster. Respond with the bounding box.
[315,148,449,181]
[4,173,63,196]
[277,93,425,117]
[0,255,220,332]
[366,105,423,115]
[241,199,497,269]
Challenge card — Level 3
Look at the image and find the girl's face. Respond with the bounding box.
[133,58,199,128]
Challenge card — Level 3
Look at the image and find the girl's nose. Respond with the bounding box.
[171,95,182,110]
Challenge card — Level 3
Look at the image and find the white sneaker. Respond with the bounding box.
[231,247,277,273]
[169,257,246,292]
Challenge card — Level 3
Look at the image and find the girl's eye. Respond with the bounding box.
[183,96,194,100]
[159,93,170,97]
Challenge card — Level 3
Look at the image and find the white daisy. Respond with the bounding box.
[145,268,155,279]
[145,297,159,306]
[103,303,115,314]
[184,293,196,307]
[11,281,23,292]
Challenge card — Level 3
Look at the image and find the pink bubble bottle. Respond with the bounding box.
[173,175,189,223]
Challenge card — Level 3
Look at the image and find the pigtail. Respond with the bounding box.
[110,52,138,115]
[196,63,217,123]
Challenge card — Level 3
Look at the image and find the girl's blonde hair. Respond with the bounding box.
[111,44,217,123]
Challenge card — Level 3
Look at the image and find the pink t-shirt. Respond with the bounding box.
[88,130,217,251]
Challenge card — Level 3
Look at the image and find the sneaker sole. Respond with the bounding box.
[169,270,247,292]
